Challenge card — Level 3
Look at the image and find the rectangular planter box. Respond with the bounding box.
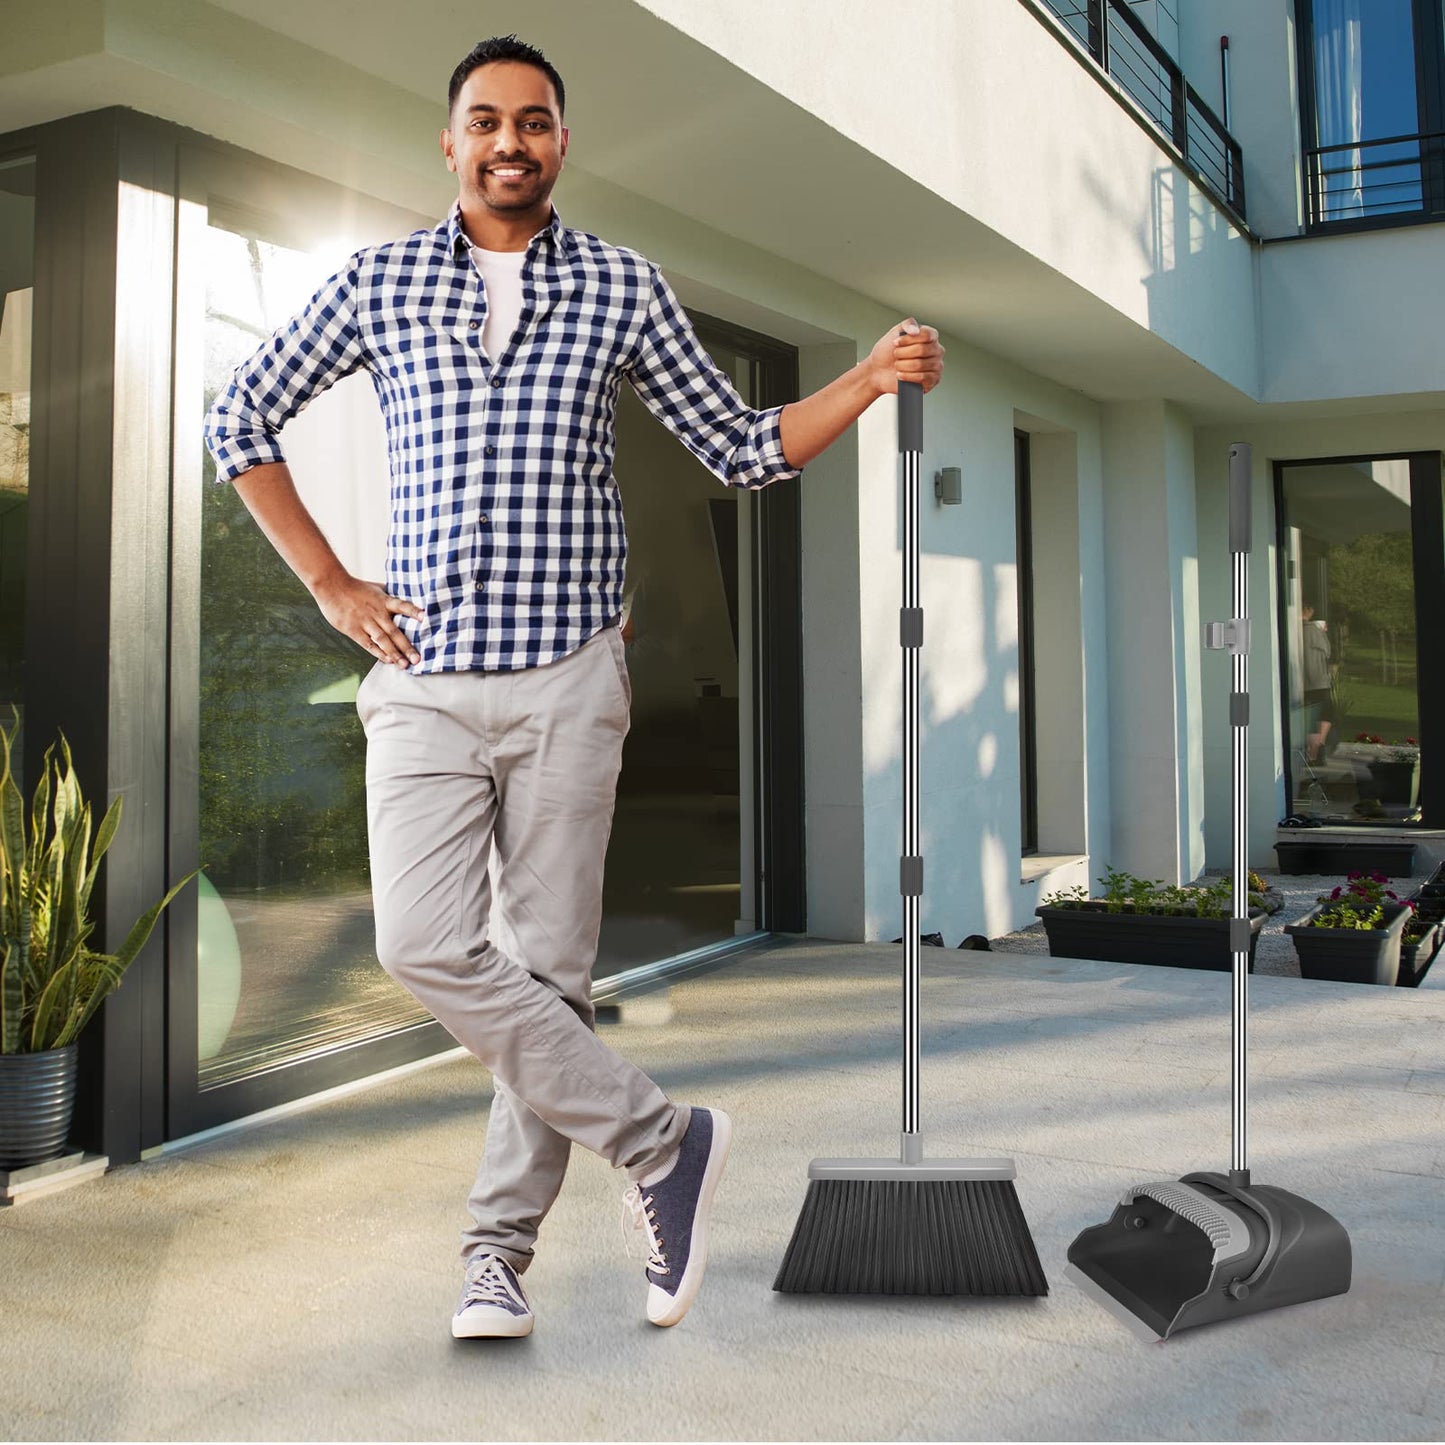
[1399,922,1443,988]
[1285,903,1410,986]
[1275,839,1417,877]
[1034,905,1264,972]
[1419,864,1445,901]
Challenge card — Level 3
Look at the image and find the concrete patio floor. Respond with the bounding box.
[3,937,1444,1442]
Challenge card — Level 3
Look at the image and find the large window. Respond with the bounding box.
[1299,0,1445,226]
[0,154,33,782]
[1276,454,1445,827]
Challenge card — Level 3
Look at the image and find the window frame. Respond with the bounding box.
[1296,0,1445,232]
[1272,450,1445,829]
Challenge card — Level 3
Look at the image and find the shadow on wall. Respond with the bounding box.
[861,474,1024,946]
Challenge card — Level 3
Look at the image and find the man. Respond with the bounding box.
[205,34,944,1340]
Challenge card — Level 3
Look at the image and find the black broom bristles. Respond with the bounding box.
[773,1177,1048,1295]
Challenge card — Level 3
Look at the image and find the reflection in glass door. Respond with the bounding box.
[177,168,431,1095]
[1278,457,1425,825]
[602,331,782,977]
[0,154,34,785]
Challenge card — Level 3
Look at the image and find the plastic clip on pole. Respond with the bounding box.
[899,379,923,1156]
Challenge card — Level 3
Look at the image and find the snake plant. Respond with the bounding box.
[0,712,193,1054]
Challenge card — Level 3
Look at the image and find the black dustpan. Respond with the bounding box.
[1063,444,1352,1342]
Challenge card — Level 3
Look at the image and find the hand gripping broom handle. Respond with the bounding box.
[899,379,924,1162]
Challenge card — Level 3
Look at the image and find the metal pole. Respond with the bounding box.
[899,381,924,1157]
[1228,442,1252,1185]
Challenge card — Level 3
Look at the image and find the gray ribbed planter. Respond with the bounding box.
[0,1046,79,1170]
[1034,905,1265,972]
[1400,922,1444,988]
[1285,903,1410,987]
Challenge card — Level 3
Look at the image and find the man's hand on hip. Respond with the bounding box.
[315,574,425,668]
[867,318,945,396]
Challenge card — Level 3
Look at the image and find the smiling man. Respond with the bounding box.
[204,34,944,1341]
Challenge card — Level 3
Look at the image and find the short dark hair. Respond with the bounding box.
[448,35,566,122]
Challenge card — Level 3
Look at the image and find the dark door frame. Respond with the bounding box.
[1272,450,1444,828]
[689,310,806,936]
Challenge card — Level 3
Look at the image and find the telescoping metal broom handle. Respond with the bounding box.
[1205,442,1254,1185]
[1228,444,1251,1184]
[899,380,924,1161]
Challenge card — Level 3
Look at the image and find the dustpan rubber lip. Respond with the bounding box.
[1063,1262,1168,1342]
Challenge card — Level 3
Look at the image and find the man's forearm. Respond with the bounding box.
[777,362,883,470]
[230,461,349,596]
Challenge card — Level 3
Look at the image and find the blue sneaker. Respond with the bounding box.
[452,1253,533,1339]
[622,1107,733,1327]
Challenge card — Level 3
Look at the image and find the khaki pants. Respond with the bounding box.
[357,625,688,1273]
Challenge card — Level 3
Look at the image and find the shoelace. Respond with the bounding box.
[461,1255,527,1310]
[621,1183,669,1276]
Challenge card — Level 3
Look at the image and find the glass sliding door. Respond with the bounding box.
[169,146,444,1133]
[1277,455,1437,826]
[602,328,785,976]
[0,153,34,785]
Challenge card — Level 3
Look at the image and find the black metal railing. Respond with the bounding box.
[1305,130,1445,227]
[1035,0,1246,223]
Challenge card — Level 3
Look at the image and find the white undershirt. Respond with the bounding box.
[468,244,528,361]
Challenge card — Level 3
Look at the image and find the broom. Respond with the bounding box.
[773,376,1047,1296]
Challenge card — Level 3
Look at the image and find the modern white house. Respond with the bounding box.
[1,0,1440,1165]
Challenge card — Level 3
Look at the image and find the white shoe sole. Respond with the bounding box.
[648,1108,733,1328]
[451,1307,533,1339]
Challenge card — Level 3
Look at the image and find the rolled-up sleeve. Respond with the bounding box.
[624,265,802,490]
[204,259,366,484]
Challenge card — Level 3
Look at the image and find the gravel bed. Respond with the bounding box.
[990,869,1425,978]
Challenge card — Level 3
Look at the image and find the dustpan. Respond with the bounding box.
[1063,442,1352,1342]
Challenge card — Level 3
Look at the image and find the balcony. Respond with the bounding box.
[1025,0,1247,226]
[1305,130,1445,232]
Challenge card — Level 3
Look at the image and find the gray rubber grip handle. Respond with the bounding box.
[898,380,923,453]
[1229,442,1252,554]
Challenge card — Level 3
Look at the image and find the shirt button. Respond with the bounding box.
[491,378,502,388]
[468,320,479,330]
[484,445,494,455]
[480,514,489,525]
[475,582,485,593]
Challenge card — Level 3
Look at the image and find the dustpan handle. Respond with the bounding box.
[1228,442,1252,1185]
[900,380,924,1158]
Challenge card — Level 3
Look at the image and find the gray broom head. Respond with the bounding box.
[774,1158,1048,1296]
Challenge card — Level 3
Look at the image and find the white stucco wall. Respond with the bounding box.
[1178,0,1301,240]
[636,0,1259,397]
[1262,227,1445,403]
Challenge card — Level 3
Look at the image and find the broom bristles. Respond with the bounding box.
[773,1177,1048,1295]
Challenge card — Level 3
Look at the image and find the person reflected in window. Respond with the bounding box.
[1302,601,1335,761]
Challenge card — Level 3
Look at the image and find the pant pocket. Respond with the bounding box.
[603,625,632,710]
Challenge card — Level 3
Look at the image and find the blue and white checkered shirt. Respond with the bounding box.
[204,202,801,672]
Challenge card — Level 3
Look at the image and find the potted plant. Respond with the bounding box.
[1284,871,1412,987]
[1035,866,1273,972]
[0,715,193,1171]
